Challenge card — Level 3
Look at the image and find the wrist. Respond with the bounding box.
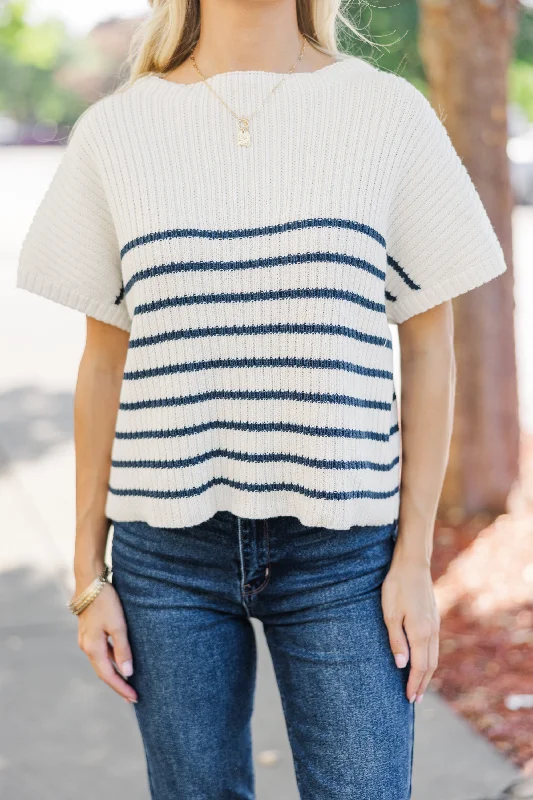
[73,519,109,589]
[392,528,433,569]
[74,558,107,590]
[69,565,111,615]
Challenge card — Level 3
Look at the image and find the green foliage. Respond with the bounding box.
[510,60,533,121]
[0,0,84,126]
[340,0,426,90]
[515,4,533,64]
[344,0,425,85]
[0,1,65,68]
[513,6,533,118]
[14,19,66,70]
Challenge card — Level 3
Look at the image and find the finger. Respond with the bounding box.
[85,636,137,702]
[106,643,139,703]
[97,654,138,703]
[107,625,134,678]
[384,616,410,670]
[406,636,429,702]
[415,631,440,703]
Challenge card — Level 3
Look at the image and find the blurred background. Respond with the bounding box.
[1,1,533,799]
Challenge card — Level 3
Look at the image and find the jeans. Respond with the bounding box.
[111,512,414,800]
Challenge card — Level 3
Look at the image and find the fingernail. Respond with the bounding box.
[416,693,424,704]
[409,694,416,704]
[394,654,408,669]
[125,697,137,704]
[121,660,133,677]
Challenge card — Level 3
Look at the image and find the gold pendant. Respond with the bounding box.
[237,117,251,147]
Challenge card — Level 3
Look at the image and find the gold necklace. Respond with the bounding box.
[189,36,307,147]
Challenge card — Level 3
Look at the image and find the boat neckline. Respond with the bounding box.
[142,56,356,89]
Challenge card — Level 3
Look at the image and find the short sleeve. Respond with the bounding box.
[385,82,507,325]
[16,109,131,332]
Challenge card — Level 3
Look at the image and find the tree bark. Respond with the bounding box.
[417,0,519,519]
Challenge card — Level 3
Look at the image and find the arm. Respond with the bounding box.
[382,300,456,703]
[74,317,138,703]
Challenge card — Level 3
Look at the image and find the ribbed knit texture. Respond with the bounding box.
[17,56,507,530]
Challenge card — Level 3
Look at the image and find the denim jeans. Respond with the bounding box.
[111,512,414,800]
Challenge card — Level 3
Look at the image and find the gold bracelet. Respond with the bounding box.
[68,565,111,615]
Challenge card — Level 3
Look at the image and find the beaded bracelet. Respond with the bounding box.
[67,564,111,615]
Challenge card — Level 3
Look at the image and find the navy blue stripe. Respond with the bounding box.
[120,218,387,259]
[119,389,391,412]
[387,255,421,291]
[114,284,125,305]
[134,287,386,317]
[108,476,400,502]
[123,356,393,382]
[129,323,392,350]
[115,419,400,442]
[112,449,400,472]
[385,289,397,303]
[124,252,386,296]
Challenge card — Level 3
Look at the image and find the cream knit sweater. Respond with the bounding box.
[17,55,507,530]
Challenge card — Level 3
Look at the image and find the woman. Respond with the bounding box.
[17,0,507,797]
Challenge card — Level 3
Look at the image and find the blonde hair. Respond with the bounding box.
[126,0,370,84]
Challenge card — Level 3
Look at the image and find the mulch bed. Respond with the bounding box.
[430,432,533,771]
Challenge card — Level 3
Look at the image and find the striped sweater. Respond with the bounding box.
[17,55,507,530]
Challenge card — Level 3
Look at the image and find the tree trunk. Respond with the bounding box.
[417,0,519,519]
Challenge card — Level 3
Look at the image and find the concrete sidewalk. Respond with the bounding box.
[1,147,530,799]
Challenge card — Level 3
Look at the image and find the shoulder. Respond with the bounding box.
[361,64,452,155]
[372,65,436,117]
[67,81,141,155]
[339,56,439,124]
[376,69,446,133]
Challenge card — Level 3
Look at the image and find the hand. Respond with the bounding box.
[381,556,440,704]
[76,582,138,703]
